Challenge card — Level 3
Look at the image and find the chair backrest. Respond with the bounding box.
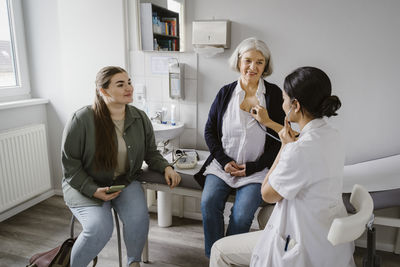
[327,184,374,246]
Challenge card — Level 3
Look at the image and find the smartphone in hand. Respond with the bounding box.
[106,185,125,194]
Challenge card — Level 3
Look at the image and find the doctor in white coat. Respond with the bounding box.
[210,66,355,267]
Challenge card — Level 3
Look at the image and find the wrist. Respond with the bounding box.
[265,120,283,134]
[264,120,274,128]
[263,118,277,128]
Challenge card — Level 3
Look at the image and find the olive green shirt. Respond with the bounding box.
[61,105,170,207]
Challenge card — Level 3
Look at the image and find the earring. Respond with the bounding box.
[100,89,107,97]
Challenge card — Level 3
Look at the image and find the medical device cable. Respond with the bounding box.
[256,120,281,142]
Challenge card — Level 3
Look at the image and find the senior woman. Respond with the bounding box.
[195,37,285,258]
[61,66,181,267]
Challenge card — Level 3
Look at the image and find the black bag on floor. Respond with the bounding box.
[26,237,97,267]
[26,216,97,267]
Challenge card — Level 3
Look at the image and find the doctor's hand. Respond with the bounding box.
[230,163,246,177]
[279,118,297,145]
[164,166,181,189]
[93,187,121,201]
[251,105,272,127]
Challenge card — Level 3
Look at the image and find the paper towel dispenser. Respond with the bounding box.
[192,20,231,48]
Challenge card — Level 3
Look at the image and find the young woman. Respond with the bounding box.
[210,66,355,267]
[61,66,181,267]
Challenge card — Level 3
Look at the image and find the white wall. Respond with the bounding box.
[186,0,400,164]
[22,0,62,192]
[57,0,127,121]
[22,0,127,191]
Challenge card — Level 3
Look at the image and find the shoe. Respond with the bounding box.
[129,262,140,267]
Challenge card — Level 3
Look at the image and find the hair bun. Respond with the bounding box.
[318,95,341,117]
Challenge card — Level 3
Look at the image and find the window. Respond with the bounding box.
[0,0,16,87]
[167,0,180,13]
[0,0,30,101]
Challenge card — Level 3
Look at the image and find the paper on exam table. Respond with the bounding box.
[342,154,400,193]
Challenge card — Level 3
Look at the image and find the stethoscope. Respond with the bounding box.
[252,105,294,143]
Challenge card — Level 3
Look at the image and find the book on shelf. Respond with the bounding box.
[157,39,178,51]
[161,17,177,36]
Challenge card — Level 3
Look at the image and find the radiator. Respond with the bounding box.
[0,124,52,213]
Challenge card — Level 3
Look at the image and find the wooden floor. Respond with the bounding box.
[0,196,399,267]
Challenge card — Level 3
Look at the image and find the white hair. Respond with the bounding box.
[228,37,273,77]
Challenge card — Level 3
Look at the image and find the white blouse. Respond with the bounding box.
[204,79,270,188]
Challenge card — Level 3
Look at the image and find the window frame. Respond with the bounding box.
[0,0,31,101]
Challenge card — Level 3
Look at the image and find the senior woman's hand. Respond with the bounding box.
[225,161,246,177]
[164,166,181,188]
[224,161,240,173]
[230,163,246,177]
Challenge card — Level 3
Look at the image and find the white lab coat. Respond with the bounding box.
[251,119,356,267]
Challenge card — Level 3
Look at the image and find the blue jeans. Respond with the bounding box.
[69,180,149,267]
[201,174,262,258]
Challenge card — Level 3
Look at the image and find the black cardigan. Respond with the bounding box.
[194,80,285,188]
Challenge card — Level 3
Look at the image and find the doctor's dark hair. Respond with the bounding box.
[92,66,126,170]
[283,66,341,118]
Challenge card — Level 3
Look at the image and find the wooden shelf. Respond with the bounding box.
[154,33,179,39]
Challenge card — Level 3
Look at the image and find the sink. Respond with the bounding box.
[152,121,184,142]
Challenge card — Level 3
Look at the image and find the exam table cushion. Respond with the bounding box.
[139,168,203,190]
[343,188,400,212]
[342,155,400,193]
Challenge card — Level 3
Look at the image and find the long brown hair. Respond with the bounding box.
[92,66,126,170]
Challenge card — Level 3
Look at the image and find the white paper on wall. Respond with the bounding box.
[151,56,171,74]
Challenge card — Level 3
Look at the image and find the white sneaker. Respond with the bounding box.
[129,262,140,267]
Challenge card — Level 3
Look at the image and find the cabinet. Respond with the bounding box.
[140,3,180,51]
